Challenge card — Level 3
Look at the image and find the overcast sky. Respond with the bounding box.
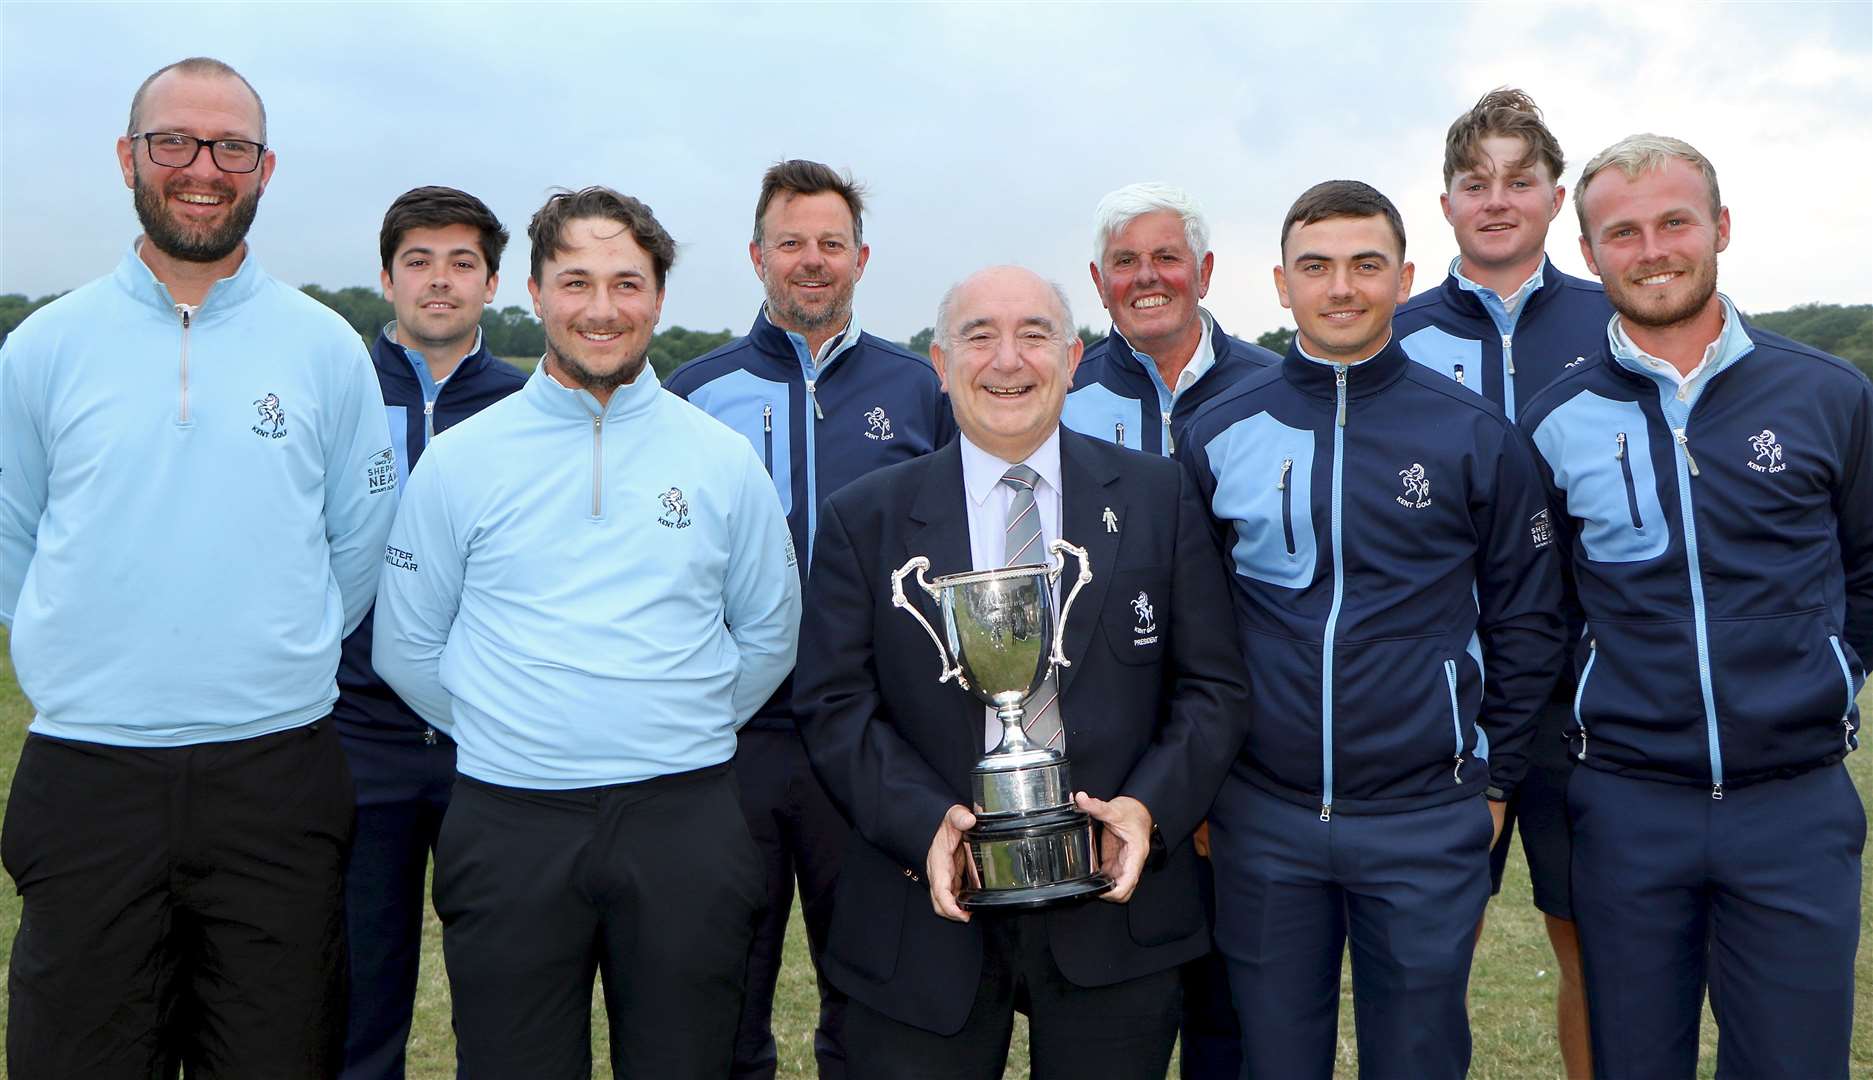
[3,2,1869,344]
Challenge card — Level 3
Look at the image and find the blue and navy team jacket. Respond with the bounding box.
[1522,300,1873,794]
[666,308,955,731]
[1062,314,1279,456]
[334,327,527,740]
[1395,258,1612,423]
[1177,338,1566,815]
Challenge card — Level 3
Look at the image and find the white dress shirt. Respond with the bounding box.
[958,427,1065,751]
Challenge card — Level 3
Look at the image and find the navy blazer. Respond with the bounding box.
[795,428,1251,1036]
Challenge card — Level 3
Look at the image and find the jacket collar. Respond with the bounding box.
[1605,294,1754,398]
[1279,332,1411,401]
[112,237,266,318]
[746,305,862,373]
[1438,255,1561,320]
[521,355,664,423]
[372,324,494,388]
[1103,308,1234,383]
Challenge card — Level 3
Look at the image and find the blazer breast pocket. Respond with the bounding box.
[1100,565,1170,666]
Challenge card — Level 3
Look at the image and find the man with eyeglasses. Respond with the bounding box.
[0,57,396,1078]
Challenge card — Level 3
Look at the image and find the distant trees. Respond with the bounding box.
[0,292,63,343]
[1747,303,1872,379]
[1255,328,1294,354]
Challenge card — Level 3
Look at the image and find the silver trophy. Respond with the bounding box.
[891,539,1112,909]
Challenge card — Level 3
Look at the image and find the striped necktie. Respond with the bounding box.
[1001,464,1062,750]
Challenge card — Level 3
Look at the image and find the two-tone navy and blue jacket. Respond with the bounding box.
[1178,337,1566,815]
[1522,298,1873,794]
[333,325,526,741]
[1063,312,1278,456]
[1395,258,1612,423]
[666,307,954,731]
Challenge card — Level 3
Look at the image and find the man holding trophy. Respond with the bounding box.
[796,265,1251,1077]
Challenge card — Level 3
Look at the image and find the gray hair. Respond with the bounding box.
[128,57,267,142]
[1575,133,1721,237]
[934,266,1075,345]
[1091,182,1210,269]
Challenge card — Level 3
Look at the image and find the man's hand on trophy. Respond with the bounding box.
[1075,793,1153,903]
[926,804,978,923]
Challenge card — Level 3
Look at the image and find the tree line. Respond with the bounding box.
[1,289,1867,383]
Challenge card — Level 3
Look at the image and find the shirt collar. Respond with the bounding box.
[1295,330,1387,368]
[386,322,484,388]
[1609,296,1735,393]
[1170,309,1217,396]
[960,426,1064,508]
[772,310,863,369]
[1451,256,1546,316]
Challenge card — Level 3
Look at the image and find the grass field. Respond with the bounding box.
[0,635,1866,1078]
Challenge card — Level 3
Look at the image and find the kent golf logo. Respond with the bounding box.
[366,447,397,495]
[1396,463,1432,509]
[251,393,287,439]
[863,405,894,441]
[1747,429,1786,474]
[657,487,691,529]
[1131,591,1158,645]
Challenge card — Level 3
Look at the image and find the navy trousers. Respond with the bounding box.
[1212,779,1492,1080]
[1177,853,1242,1080]
[338,729,456,1080]
[1569,763,1864,1080]
[731,728,849,1080]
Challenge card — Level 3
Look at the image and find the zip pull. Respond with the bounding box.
[1115,421,1125,446]
[1845,718,1856,752]
[1278,457,1292,491]
[1454,364,1465,386]
[1674,428,1700,476]
[1453,755,1464,783]
[763,403,772,432]
[1319,804,1332,823]
[1615,432,1627,461]
[1579,731,1589,761]
[176,304,194,423]
[590,415,604,517]
[1335,367,1348,427]
[1711,783,1723,801]
[424,399,437,442]
[1502,334,1515,375]
[805,378,824,419]
[1162,410,1175,455]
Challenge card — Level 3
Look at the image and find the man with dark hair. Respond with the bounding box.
[374,186,799,1077]
[1394,88,1612,1078]
[1523,134,1870,1079]
[0,58,396,1077]
[1180,180,1564,1079]
[335,185,526,1080]
[666,160,952,1080]
[797,264,1250,1077]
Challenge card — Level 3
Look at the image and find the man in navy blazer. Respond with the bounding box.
[795,265,1251,1078]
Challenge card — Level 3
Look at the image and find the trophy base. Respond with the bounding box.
[961,807,1112,911]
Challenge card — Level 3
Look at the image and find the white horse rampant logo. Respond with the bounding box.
[1750,429,1782,464]
[1131,591,1156,636]
[657,486,691,529]
[1396,463,1431,509]
[251,393,287,438]
[864,405,894,441]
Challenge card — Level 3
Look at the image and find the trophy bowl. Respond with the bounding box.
[891,540,1112,909]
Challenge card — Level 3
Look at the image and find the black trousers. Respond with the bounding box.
[844,912,1181,1080]
[3,721,354,1080]
[434,764,766,1079]
[731,728,848,1080]
[337,729,456,1080]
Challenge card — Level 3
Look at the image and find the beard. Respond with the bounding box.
[543,324,649,396]
[763,272,854,334]
[133,160,260,264]
[1606,254,1720,331]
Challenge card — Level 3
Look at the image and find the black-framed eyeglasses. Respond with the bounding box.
[132,131,266,174]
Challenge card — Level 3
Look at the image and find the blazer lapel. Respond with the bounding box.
[903,440,987,784]
[1056,430,1121,694]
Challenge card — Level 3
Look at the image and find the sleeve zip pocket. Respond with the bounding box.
[1574,638,1598,761]
[1830,634,1859,752]
[1445,659,1463,782]
[1278,457,1296,556]
[762,403,775,476]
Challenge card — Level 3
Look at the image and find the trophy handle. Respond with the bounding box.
[891,555,968,689]
[1046,539,1092,672]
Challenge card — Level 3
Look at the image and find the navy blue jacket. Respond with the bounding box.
[666,308,954,730]
[1063,313,1278,456]
[333,327,527,740]
[1178,338,1565,814]
[1395,259,1612,424]
[1522,301,1873,793]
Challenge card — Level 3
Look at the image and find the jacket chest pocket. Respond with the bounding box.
[1199,412,1317,589]
[1400,324,1485,395]
[685,369,793,517]
[1100,566,1170,666]
[1532,393,1669,563]
[1063,383,1147,451]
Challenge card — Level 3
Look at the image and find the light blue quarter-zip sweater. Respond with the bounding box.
[0,243,399,746]
[373,361,802,789]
